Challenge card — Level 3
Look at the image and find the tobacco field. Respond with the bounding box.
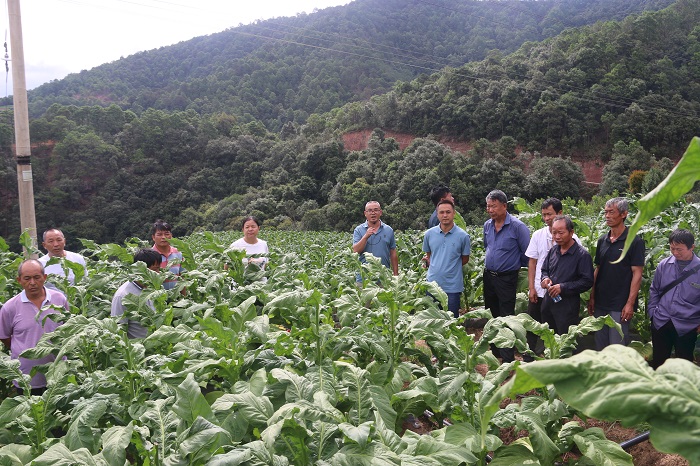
[2,138,700,465]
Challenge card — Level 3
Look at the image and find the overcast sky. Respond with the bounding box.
[2,0,351,93]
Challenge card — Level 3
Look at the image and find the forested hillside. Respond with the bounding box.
[19,0,674,131]
[0,0,697,248]
[319,0,700,156]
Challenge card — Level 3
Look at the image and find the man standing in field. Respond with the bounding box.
[525,198,580,359]
[0,259,69,394]
[588,197,645,349]
[428,185,454,228]
[540,216,594,335]
[423,199,471,318]
[483,189,531,362]
[647,229,700,369]
[39,228,88,291]
[352,201,399,283]
[111,248,162,339]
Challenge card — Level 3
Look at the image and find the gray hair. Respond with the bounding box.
[605,197,629,215]
[18,259,45,277]
[552,215,575,232]
[486,189,508,205]
[42,228,64,242]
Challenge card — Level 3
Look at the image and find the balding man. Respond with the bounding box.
[39,229,88,291]
[0,260,69,394]
[352,201,399,283]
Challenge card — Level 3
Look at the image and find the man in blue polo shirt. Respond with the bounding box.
[353,201,398,283]
[422,199,471,318]
[483,189,531,362]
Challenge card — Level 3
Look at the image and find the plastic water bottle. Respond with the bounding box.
[547,283,562,302]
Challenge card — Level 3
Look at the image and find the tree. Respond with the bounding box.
[599,140,653,195]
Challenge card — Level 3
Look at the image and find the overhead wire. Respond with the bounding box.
[36,0,700,121]
[237,1,698,119]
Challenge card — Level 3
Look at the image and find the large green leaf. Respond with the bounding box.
[573,428,633,466]
[619,137,700,261]
[64,396,110,453]
[172,373,215,425]
[98,424,134,466]
[30,443,104,466]
[509,346,700,463]
[178,416,231,463]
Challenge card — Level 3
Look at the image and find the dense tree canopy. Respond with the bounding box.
[15,0,674,131]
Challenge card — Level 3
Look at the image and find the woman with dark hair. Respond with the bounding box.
[230,216,269,270]
[150,219,184,290]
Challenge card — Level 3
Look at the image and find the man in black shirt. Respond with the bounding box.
[540,216,594,335]
[587,197,645,349]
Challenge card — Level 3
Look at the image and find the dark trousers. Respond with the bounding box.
[483,270,518,362]
[525,297,544,360]
[651,320,698,369]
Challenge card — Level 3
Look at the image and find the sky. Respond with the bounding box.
[1,0,351,93]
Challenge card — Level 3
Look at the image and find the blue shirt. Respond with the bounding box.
[353,221,396,268]
[648,254,700,336]
[422,224,471,293]
[483,213,531,272]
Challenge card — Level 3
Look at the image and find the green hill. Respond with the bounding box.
[21,0,674,131]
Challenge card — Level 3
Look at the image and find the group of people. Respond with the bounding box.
[0,217,268,393]
[352,186,700,368]
[2,189,700,393]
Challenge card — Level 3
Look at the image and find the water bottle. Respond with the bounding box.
[547,283,562,302]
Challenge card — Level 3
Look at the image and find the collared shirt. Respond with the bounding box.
[484,213,531,272]
[593,227,645,313]
[111,281,152,339]
[540,241,594,319]
[422,224,471,293]
[526,226,581,298]
[648,254,700,336]
[39,250,88,290]
[353,221,396,269]
[0,288,68,388]
[153,244,184,290]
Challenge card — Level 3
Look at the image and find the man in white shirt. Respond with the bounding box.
[38,229,87,291]
[524,198,580,360]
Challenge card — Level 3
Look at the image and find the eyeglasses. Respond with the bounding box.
[365,208,381,213]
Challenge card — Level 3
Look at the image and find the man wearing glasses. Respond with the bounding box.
[352,201,399,284]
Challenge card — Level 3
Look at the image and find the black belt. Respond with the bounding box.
[485,268,519,277]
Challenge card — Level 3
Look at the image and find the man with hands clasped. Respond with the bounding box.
[540,215,594,335]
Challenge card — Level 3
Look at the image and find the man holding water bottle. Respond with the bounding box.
[540,215,594,335]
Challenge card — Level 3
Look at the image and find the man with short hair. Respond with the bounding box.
[111,248,162,339]
[483,189,531,362]
[423,199,471,318]
[525,198,581,358]
[540,216,594,335]
[648,229,700,369]
[151,220,184,290]
[428,185,454,228]
[352,201,398,282]
[38,228,88,290]
[0,260,69,393]
[588,197,645,349]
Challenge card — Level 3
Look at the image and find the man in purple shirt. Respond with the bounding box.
[0,259,69,394]
[483,189,531,362]
[648,229,700,369]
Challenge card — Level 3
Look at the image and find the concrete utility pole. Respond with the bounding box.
[7,0,37,252]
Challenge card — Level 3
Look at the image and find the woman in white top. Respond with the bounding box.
[230,216,269,269]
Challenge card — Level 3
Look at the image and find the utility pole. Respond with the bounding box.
[7,0,37,252]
